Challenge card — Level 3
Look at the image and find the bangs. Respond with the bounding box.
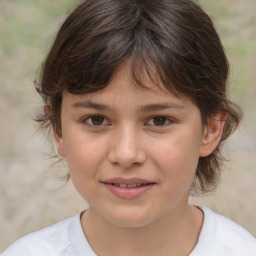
[60,23,187,98]
[41,0,223,103]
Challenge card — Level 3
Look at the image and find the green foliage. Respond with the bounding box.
[0,0,76,57]
[199,0,231,20]
[199,0,256,107]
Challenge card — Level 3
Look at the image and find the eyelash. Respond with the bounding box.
[146,116,173,127]
[82,115,110,126]
[82,115,174,127]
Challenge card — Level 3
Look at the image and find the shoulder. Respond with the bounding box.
[191,206,256,256]
[1,215,79,256]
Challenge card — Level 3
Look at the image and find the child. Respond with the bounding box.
[2,0,256,255]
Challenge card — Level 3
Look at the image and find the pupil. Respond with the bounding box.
[92,116,104,125]
[153,117,166,126]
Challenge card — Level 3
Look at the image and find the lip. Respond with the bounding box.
[101,177,156,199]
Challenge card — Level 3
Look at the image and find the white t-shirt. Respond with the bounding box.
[1,207,256,256]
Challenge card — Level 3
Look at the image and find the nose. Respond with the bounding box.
[107,125,146,169]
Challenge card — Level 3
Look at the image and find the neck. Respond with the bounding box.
[81,203,203,256]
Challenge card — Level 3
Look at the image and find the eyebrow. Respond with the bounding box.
[139,103,184,112]
[72,100,184,112]
[72,100,112,110]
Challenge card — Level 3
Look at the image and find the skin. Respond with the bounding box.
[54,62,226,255]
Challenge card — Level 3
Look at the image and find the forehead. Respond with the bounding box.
[62,62,197,113]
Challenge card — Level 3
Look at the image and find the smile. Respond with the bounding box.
[102,178,155,199]
[111,183,149,188]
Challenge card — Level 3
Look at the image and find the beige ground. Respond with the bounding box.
[1,0,256,252]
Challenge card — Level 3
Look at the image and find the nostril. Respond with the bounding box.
[107,148,146,168]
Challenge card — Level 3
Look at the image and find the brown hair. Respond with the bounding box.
[36,0,242,195]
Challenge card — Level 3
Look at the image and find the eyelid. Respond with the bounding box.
[82,115,110,126]
[145,116,174,127]
[81,115,175,127]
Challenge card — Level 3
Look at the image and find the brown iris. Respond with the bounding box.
[152,117,167,126]
[91,116,105,125]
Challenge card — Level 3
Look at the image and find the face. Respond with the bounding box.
[55,63,222,228]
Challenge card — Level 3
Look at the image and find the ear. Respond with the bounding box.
[200,111,228,157]
[44,106,67,158]
[53,128,67,158]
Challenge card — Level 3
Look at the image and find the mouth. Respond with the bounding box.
[102,178,156,199]
[108,183,153,188]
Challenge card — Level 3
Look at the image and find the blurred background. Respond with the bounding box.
[0,0,255,251]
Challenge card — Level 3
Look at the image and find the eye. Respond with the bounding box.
[146,117,172,127]
[83,116,109,126]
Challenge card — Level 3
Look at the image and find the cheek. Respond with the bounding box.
[63,132,107,180]
[153,132,201,183]
[64,135,108,201]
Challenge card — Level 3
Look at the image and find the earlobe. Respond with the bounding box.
[54,129,67,158]
[44,106,67,157]
[200,112,228,157]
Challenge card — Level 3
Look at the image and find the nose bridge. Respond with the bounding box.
[119,124,137,153]
[108,122,145,168]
